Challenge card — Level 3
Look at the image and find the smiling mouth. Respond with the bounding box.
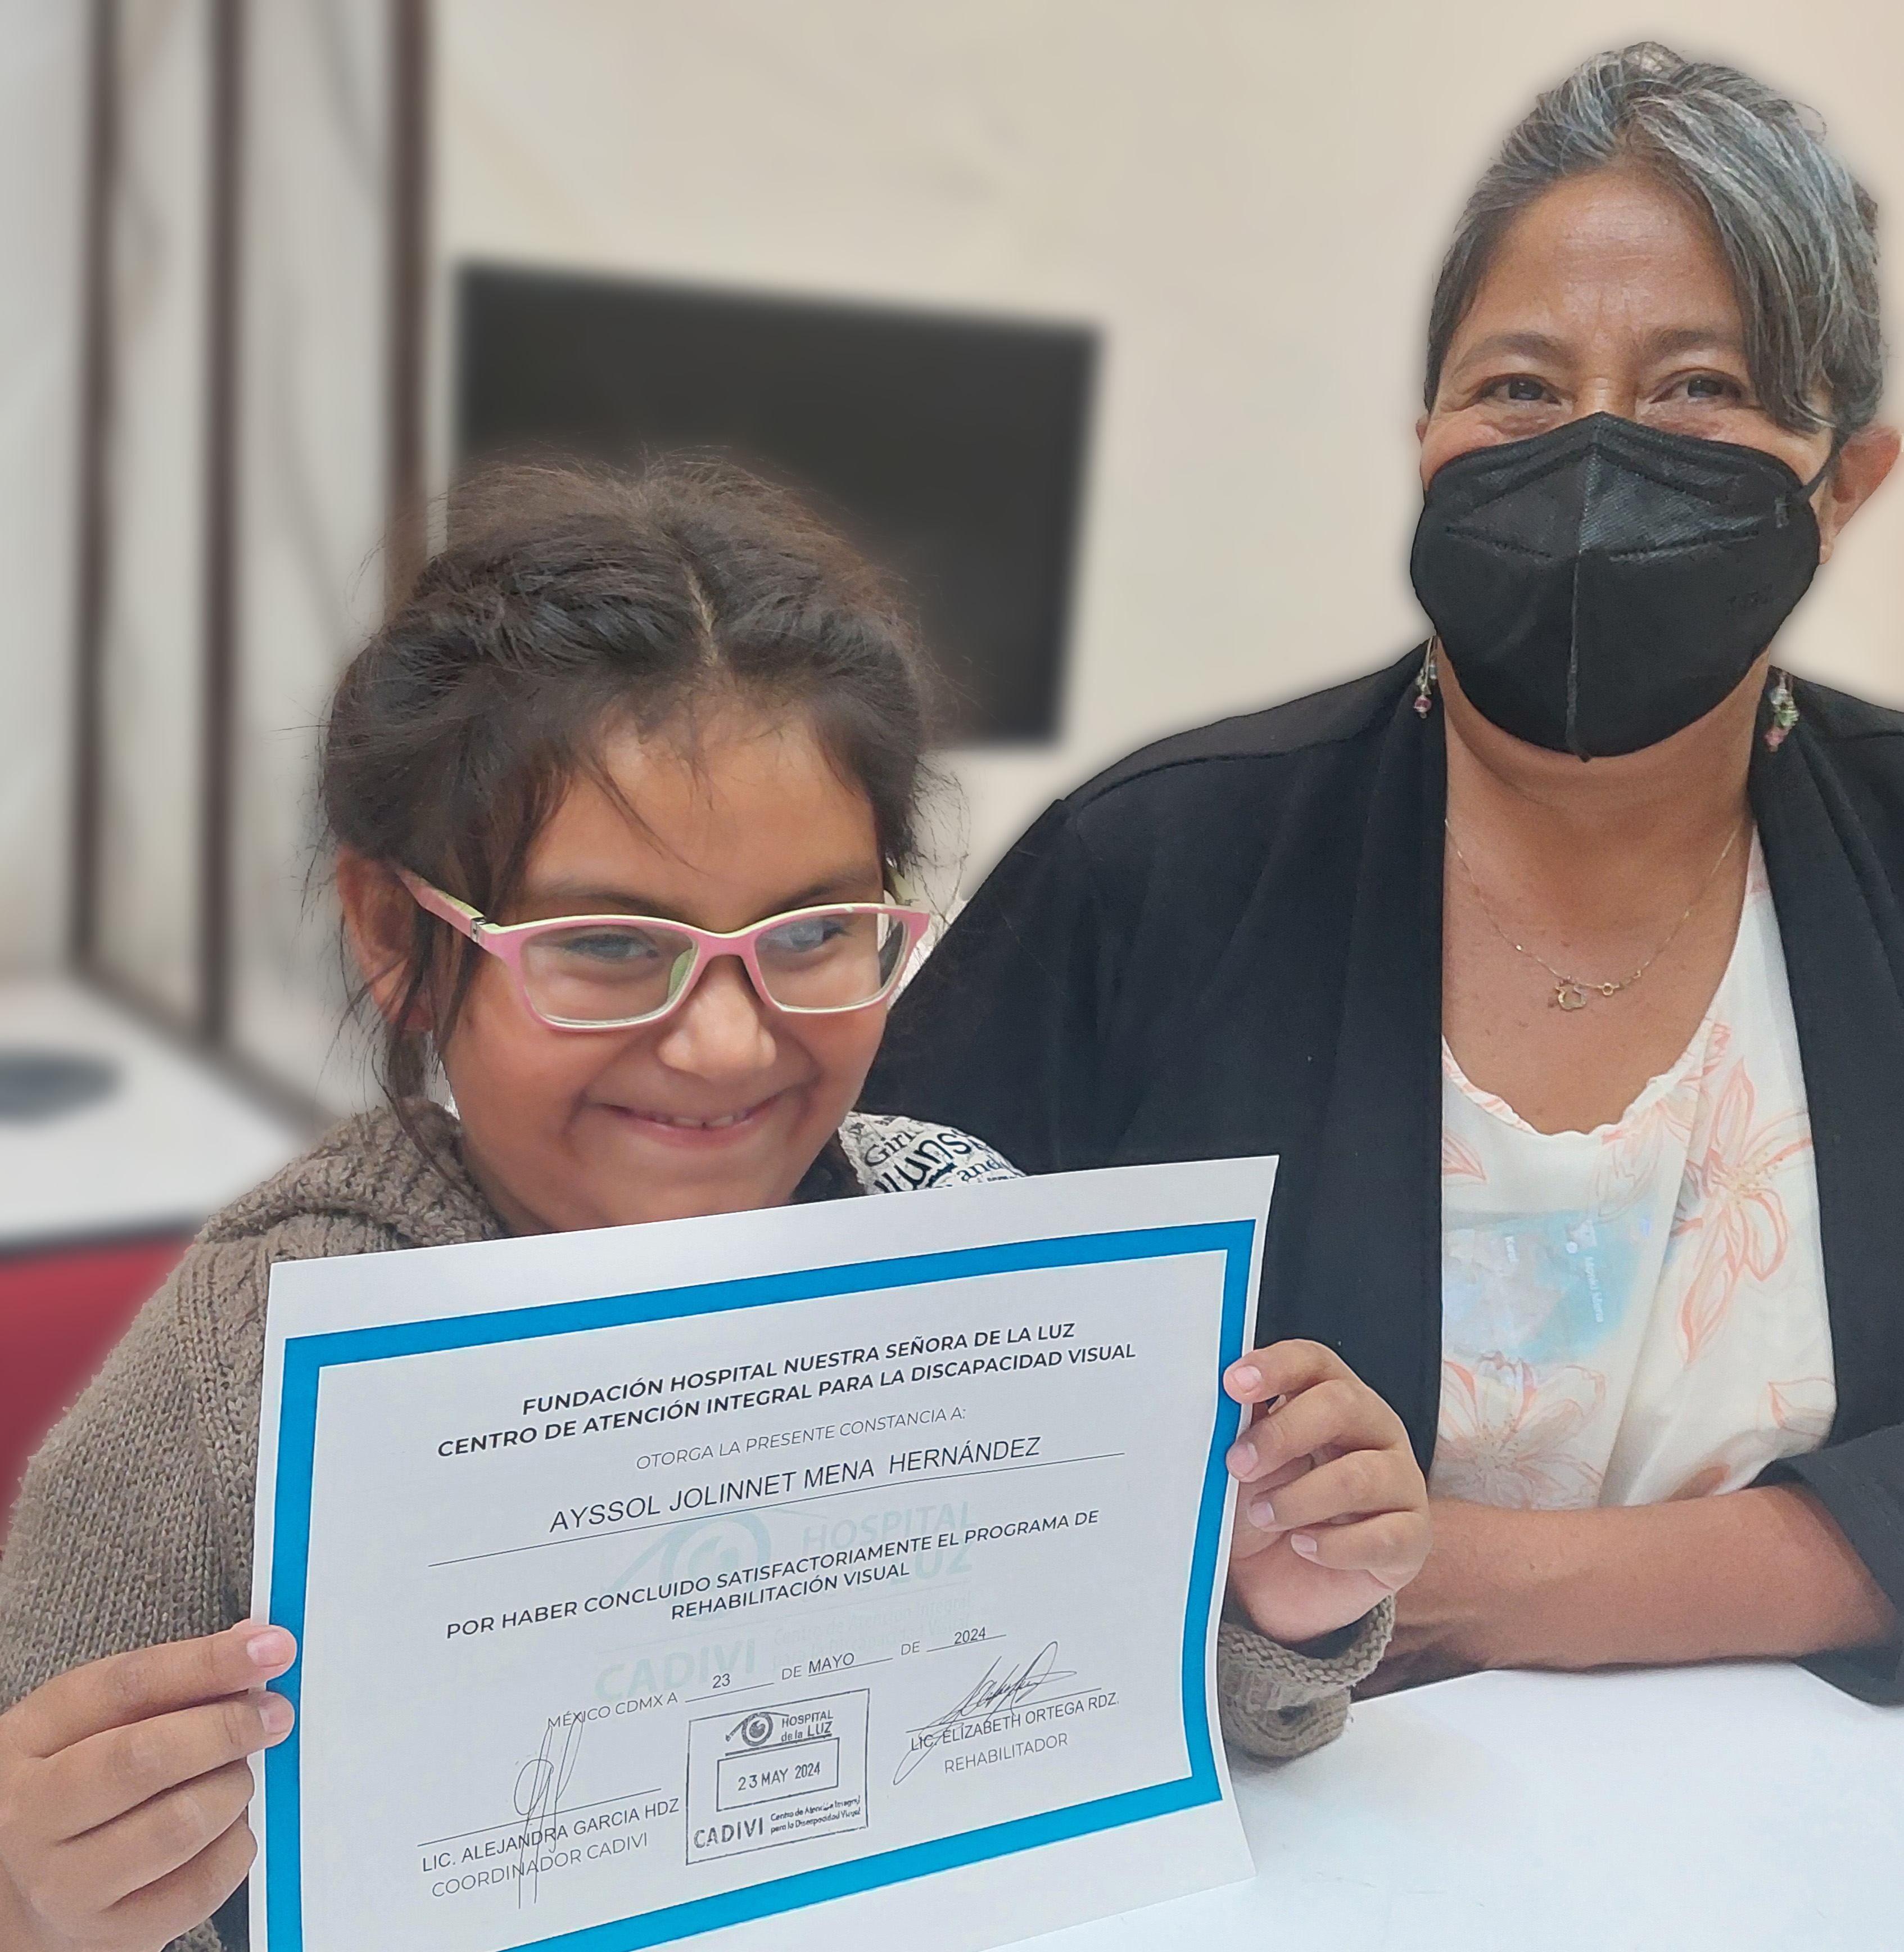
[606,1094,783,1135]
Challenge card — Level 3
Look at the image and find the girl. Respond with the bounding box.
[0,464,1428,1952]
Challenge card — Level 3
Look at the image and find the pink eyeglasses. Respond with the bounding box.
[400,873,930,1032]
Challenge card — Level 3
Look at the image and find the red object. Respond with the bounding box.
[0,1235,190,1552]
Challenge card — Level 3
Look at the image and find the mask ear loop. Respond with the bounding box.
[1766,430,1841,745]
[1776,431,1844,526]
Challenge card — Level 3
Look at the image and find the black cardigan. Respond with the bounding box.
[866,649,1904,1703]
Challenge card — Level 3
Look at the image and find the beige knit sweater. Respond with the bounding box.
[0,1105,1389,1951]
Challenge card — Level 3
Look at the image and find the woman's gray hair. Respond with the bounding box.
[1426,43,1883,439]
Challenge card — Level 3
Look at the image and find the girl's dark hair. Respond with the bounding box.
[322,458,939,1104]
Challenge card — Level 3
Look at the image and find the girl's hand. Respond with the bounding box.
[1223,1340,1432,1648]
[0,1621,297,1952]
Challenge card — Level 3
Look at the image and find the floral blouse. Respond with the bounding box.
[1431,836,1834,1510]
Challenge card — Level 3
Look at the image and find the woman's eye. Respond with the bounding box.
[1495,375,1550,403]
[1683,373,1735,399]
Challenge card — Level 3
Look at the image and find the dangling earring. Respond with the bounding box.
[1765,668,1799,751]
[1414,639,1439,719]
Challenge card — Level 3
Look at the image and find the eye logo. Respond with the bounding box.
[733,1711,776,1748]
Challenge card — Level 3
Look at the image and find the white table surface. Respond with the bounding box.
[1035,1660,1900,1952]
[0,977,304,1247]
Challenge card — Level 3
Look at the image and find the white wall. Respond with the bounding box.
[438,0,1904,892]
[0,1,84,973]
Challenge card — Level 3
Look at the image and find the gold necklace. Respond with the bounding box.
[1445,817,1747,1011]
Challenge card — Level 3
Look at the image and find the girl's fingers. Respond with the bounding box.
[45,1689,294,1837]
[95,1817,256,1951]
[1242,1449,1417,1535]
[1236,1378,1407,1478]
[1288,1511,1431,1584]
[1228,1452,1315,1495]
[55,1757,257,1910]
[1223,1364,1282,1409]
[1224,1339,1355,1406]
[12,1623,295,1761]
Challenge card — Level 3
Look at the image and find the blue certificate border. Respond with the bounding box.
[262,1219,1255,1951]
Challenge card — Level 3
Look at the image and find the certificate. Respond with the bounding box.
[250,1157,1273,1952]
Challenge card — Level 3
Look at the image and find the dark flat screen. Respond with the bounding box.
[456,264,1095,744]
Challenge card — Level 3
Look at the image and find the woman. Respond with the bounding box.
[869,44,1904,1700]
[0,466,1427,1952]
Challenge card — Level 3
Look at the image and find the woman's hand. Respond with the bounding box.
[1223,1340,1432,1647]
[1360,1489,1902,1696]
[0,1621,297,1952]
[1356,1497,1521,1694]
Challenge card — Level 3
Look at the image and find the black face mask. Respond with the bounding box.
[1409,413,1826,758]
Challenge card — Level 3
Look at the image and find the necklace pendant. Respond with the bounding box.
[1554,981,1589,1012]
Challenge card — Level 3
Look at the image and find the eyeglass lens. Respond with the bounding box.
[517,910,909,1024]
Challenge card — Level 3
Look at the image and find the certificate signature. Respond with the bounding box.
[487,1716,587,1908]
[893,1641,1079,1783]
[515,1717,585,1832]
